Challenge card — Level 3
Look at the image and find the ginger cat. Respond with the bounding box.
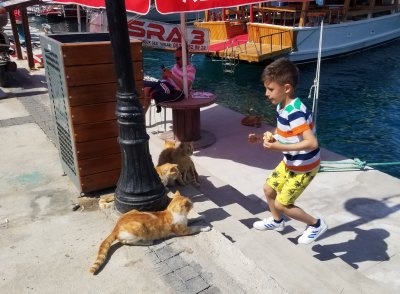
[163,140,176,149]
[90,191,210,274]
[156,163,185,186]
[158,141,200,186]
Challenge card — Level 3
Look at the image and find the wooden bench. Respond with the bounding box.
[158,91,216,143]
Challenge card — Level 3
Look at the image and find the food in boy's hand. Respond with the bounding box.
[263,131,276,143]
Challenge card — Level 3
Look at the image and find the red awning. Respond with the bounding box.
[45,1,313,15]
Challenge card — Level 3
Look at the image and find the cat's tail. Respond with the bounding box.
[89,232,116,274]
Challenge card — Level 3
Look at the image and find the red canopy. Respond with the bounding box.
[46,0,267,15]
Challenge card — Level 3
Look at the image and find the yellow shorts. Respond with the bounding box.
[266,161,319,206]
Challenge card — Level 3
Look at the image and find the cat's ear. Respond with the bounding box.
[174,190,182,197]
[184,199,192,210]
[186,141,194,153]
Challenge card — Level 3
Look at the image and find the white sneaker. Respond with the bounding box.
[253,217,285,231]
[298,219,328,244]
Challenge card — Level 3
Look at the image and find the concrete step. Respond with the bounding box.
[178,170,390,294]
[146,117,393,293]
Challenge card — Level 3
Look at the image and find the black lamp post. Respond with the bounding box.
[105,0,168,213]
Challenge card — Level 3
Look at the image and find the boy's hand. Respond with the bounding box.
[263,140,279,150]
[248,133,262,144]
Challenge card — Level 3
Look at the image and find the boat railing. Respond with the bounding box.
[252,6,344,26]
[258,30,292,55]
[242,41,255,55]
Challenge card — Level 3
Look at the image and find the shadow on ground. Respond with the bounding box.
[311,196,400,268]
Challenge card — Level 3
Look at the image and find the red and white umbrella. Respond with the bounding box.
[46,0,264,96]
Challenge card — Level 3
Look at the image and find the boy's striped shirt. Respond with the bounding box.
[275,98,320,172]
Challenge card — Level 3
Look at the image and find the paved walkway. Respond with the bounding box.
[1,59,400,293]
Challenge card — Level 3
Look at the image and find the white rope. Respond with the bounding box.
[311,20,324,134]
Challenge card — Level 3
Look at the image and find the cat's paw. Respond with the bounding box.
[200,226,211,232]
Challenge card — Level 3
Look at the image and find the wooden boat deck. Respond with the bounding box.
[209,40,292,63]
[196,21,294,63]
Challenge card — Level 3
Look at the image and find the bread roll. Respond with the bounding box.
[263,131,276,143]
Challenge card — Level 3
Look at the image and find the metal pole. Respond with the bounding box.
[105,0,168,213]
[8,9,22,60]
[77,5,81,32]
[180,13,189,98]
[20,7,35,69]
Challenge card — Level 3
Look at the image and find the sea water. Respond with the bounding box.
[30,17,400,179]
[143,42,400,179]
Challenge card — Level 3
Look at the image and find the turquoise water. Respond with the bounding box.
[30,17,400,179]
[143,42,400,179]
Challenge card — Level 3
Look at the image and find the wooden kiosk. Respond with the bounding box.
[40,33,144,194]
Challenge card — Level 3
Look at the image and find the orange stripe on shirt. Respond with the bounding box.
[277,123,311,138]
[285,159,320,172]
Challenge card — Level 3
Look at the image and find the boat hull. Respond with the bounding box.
[287,13,400,62]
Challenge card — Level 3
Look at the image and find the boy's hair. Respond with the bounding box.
[261,58,299,88]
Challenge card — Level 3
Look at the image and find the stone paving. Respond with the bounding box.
[3,55,400,293]
[0,61,225,294]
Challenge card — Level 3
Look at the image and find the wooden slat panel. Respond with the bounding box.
[67,81,144,106]
[76,137,120,160]
[195,21,246,41]
[195,21,229,41]
[78,153,121,176]
[65,61,143,87]
[70,102,116,124]
[73,120,118,142]
[247,24,293,47]
[80,169,120,193]
[68,83,117,106]
[61,40,142,66]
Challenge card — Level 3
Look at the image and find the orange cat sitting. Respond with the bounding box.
[158,141,200,186]
[156,162,185,187]
[90,191,210,274]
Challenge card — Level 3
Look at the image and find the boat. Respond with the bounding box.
[27,4,86,19]
[194,0,400,63]
[27,4,64,19]
[62,5,87,18]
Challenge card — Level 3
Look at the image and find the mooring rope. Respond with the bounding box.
[320,158,400,172]
[308,20,324,135]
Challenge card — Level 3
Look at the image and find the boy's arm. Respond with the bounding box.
[264,128,318,151]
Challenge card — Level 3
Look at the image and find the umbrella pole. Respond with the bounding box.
[105,0,168,213]
[77,5,81,32]
[180,13,189,98]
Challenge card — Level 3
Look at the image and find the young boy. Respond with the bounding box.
[248,58,327,244]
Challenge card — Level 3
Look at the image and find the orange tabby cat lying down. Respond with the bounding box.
[90,191,210,274]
